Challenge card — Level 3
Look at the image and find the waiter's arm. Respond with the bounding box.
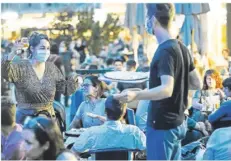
[189,69,202,90]
[135,75,174,101]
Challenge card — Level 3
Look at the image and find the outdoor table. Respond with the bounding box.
[64,128,86,148]
[65,128,85,137]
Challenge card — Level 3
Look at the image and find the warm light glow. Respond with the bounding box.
[1,11,19,20]
[83,30,92,37]
[93,8,107,26]
[110,31,114,36]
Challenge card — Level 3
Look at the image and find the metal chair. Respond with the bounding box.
[53,101,66,132]
[88,148,140,160]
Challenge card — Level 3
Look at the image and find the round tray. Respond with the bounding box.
[104,71,149,81]
[76,69,114,74]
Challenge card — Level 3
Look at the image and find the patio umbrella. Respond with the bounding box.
[124,3,137,30]
[135,3,146,34]
[175,3,210,52]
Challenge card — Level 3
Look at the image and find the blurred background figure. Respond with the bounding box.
[1,97,25,160]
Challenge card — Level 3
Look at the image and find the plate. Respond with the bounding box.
[65,128,85,137]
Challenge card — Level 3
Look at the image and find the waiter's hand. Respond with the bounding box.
[114,90,138,103]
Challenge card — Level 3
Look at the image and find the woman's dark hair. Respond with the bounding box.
[203,69,223,90]
[28,32,50,58]
[84,76,107,98]
[24,117,64,160]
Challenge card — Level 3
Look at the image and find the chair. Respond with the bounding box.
[126,108,136,125]
[70,89,84,123]
[53,101,66,132]
[212,116,231,130]
[88,148,139,160]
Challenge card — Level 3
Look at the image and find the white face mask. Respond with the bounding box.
[59,47,66,53]
[34,49,50,62]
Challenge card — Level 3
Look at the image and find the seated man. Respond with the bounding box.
[1,97,25,160]
[71,96,146,155]
[203,127,231,160]
[208,77,231,125]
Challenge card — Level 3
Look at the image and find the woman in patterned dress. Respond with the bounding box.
[1,32,79,124]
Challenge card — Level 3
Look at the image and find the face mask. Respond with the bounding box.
[59,47,66,53]
[69,44,75,50]
[34,50,50,62]
[145,17,154,35]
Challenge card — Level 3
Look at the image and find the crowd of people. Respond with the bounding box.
[1,3,231,161]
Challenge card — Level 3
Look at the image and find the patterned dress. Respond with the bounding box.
[1,57,79,123]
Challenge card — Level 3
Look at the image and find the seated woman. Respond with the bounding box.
[69,76,107,129]
[191,69,225,122]
[22,117,77,160]
[208,77,231,128]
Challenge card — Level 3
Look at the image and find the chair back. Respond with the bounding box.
[89,148,139,160]
[126,108,136,125]
[95,151,128,160]
[212,117,231,130]
[53,101,66,132]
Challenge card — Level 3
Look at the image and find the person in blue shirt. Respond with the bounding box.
[69,76,106,129]
[203,127,231,160]
[71,96,146,156]
[208,77,231,124]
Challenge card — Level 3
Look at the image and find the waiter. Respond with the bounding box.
[115,3,202,160]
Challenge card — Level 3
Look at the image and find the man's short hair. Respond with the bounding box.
[105,96,126,120]
[1,97,16,125]
[114,57,124,64]
[223,77,231,90]
[126,59,136,68]
[106,58,114,66]
[1,96,15,109]
[146,3,175,29]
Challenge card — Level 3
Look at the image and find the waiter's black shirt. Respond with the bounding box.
[148,39,195,129]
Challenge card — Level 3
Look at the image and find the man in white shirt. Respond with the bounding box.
[71,96,146,155]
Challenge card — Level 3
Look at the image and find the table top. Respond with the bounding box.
[65,128,86,137]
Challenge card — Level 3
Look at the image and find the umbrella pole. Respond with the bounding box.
[191,29,195,56]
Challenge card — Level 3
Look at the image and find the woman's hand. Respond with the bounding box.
[198,103,205,110]
[86,113,106,122]
[8,39,25,61]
